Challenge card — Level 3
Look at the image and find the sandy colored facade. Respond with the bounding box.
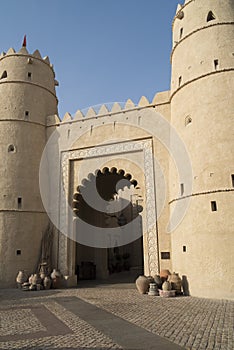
[0,0,233,299]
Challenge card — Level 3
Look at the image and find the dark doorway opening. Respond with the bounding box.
[73,167,144,282]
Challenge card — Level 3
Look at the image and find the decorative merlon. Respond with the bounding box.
[47,114,61,126]
[111,102,122,112]
[43,56,50,64]
[86,107,96,118]
[138,96,149,107]
[152,90,170,104]
[62,112,72,122]
[74,110,84,120]
[0,47,53,65]
[98,104,109,115]
[33,49,42,59]
[176,4,182,14]
[18,47,29,54]
[125,99,135,109]
[6,48,15,54]
[46,91,170,127]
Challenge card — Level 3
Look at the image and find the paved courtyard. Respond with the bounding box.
[0,282,233,350]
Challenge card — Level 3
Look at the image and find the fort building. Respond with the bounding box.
[0,0,233,299]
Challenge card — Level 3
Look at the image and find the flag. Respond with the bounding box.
[22,35,26,47]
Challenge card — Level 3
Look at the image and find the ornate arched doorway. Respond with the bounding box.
[57,138,159,284]
[72,167,144,281]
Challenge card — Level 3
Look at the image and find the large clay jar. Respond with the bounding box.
[154,275,162,289]
[39,263,48,280]
[160,269,171,282]
[40,271,46,280]
[135,275,150,294]
[31,273,42,286]
[51,269,62,289]
[168,272,182,294]
[162,281,172,291]
[28,274,34,284]
[51,269,61,279]
[146,276,154,284]
[43,276,52,290]
[16,270,27,286]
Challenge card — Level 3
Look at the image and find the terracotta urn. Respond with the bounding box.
[28,274,34,284]
[39,262,48,280]
[146,276,154,284]
[160,269,171,282]
[162,281,172,291]
[16,270,28,286]
[31,273,42,286]
[168,272,182,294]
[51,269,62,289]
[154,275,162,289]
[135,275,150,294]
[51,269,61,279]
[43,276,52,290]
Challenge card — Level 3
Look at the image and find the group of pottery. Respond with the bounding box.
[16,268,62,291]
[135,270,182,297]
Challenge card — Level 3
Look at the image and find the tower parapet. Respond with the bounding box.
[171,0,234,97]
[0,47,58,124]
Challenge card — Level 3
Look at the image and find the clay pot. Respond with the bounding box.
[168,272,182,294]
[43,276,52,290]
[51,269,62,289]
[39,263,48,280]
[40,271,46,280]
[31,273,42,286]
[162,281,172,291]
[28,274,34,284]
[160,269,171,282]
[159,289,176,298]
[135,275,150,294]
[16,270,27,286]
[51,269,61,279]
[146,276,154,283]
[29,284,36,291]
[148,283,159,296]
[154,275,162,289]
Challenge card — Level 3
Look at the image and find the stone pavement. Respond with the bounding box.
[0,282,233,350]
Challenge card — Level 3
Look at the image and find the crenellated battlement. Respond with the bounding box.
[47,90,171,127]
[0,47,54,69]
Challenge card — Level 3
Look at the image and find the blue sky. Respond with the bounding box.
[0,0,180,117]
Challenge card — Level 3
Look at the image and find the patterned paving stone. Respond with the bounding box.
[0,309,46,336]
[0,285,233,350]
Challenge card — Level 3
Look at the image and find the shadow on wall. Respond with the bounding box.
[182,275,190,296]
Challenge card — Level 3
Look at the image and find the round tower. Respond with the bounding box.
[170,0,234,298]
[0,45,58,287]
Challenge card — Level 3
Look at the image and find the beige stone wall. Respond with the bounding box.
[47,93,172,279]
[170,0,234,299]
[0,122,46,211]
[0,212,48,287]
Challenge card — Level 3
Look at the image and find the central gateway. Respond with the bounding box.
[57,138,160,282]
